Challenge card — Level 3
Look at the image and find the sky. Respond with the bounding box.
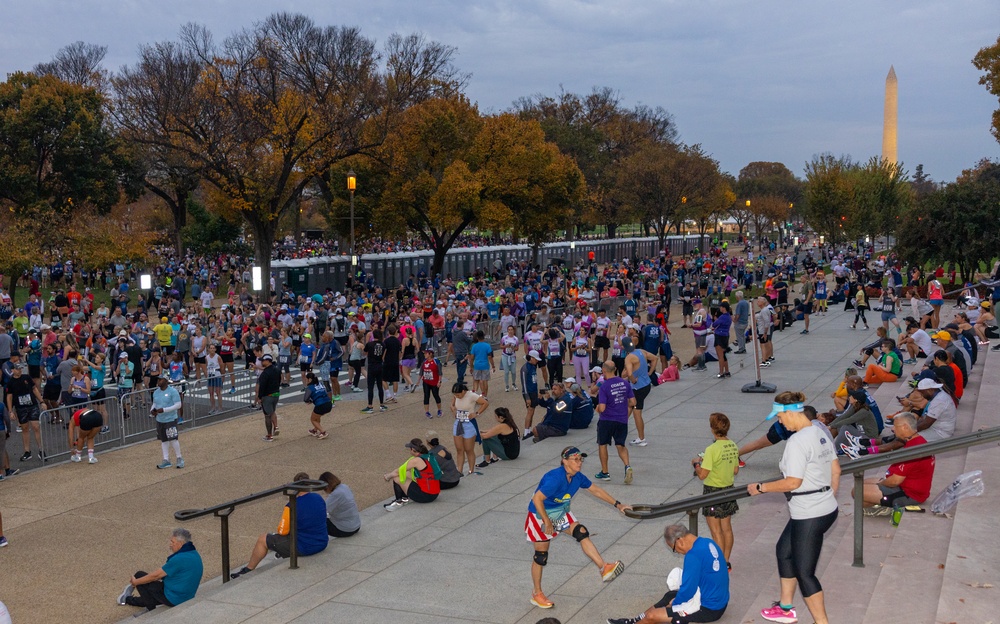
[2,0,998,183]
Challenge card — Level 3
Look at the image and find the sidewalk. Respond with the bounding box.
[124,310,900,623]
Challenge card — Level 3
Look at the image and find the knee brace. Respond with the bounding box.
[571,524,590,542]
[533,550,549,567]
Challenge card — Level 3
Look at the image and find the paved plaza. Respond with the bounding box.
[1,306,996,624]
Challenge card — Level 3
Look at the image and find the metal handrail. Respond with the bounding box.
[175,479,328,582]
[625,425,1000,567]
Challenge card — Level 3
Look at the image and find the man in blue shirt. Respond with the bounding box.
[608,524,729,624]
[151,377,184,469]
[469,330,496,397]
[230,472,328,579]
[520,351,541,438]
[525,446,633,609]
[118,528,204,611]
[528,383,573,443]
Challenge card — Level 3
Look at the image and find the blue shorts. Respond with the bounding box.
[929,299,944,306]
[881,311,896,322]
[453,419,477,439]
[208,376,222,388]
[659,342,673,359]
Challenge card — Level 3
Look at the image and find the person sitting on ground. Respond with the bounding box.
[567,383,595,429]
[606,524,729,624]
[898,318,934,364]
[424,430,462,488]
[974,301,997,345]
[830,367,858,412]
[382,439,441,511]
[230,472,328,578]
[911,350,962,401]
[738,405,833,468]
[853,327,888,368]
[930,330,968,387]
[478,407,521,466]
[862,339,903,385]
[529,383,573,443]
[117,528,204,611]
[828,377,883,451]
[319,471,361,538]
[844,378,956,456]
[657,355,682,383]
[850,412,935,515]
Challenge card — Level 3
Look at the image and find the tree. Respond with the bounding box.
[912,164,938,200]
[735,161,803,247]
[34,41,109,92]
[66,204,158,269]
[0,72,124,217]
[0,213,44,300]
[802,154,855,245]
[514,87,676,238]
[972,35,1000,144]
[376,97,585,272]
[180,198,249,255]
[113,13,461,299]
[849,157,912,243]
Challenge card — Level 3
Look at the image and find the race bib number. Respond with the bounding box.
[423,369,435,381]
[18,394,33,406]
[456,409,471,422]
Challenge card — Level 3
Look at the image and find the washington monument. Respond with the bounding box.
[882,65,898,165]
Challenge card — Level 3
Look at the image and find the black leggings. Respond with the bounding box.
[392,480,437,503]
[423,383,441,406]
[775,508,838,598]
[367,369,384,405]
[350,360,364,386]
[547,356,563,384]
[326,519,360,538]
[853,307,868,326]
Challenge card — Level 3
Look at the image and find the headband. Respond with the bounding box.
[766,402,804,421]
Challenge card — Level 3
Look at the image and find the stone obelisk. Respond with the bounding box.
[882,66,897,165]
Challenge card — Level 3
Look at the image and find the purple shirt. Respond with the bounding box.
[598,376,634,424]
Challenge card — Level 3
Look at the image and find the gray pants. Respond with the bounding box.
[734,323,748,352]
[482,436,510,460]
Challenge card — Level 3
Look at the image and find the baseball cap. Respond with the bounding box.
[161,316,168,322]
[404,441,422,452]
[916,378,943,390]
[589,366,602,374]
[931,330,952,341]
[983,301,992,309]
[423,345,435,352]
[119,352,129,359]
[560,446,588,459]
[261,354,273,362]
[526,349,540,361]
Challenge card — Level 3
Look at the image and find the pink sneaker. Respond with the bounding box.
[761,602,797,623]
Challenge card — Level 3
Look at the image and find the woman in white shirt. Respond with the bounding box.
[748,391,840,624]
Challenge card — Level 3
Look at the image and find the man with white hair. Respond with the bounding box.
[117,528,204,611]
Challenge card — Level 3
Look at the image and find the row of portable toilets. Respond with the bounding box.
[271,235,702,298]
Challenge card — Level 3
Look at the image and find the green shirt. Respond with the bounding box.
[884,351,902,377]
[701,439,739,488]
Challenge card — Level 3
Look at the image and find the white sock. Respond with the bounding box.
[170,440,181,457]
[161,442,170,461]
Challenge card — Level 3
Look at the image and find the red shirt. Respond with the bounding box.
[220,338,234,355]
[421,359,440,387]
[887,435,935,503]
[949,362,964,399]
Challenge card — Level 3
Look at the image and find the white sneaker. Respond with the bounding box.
[71,453,82,463]
[89,456,99,464]
[629,438,648,447]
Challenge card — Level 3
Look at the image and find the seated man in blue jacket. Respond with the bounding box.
[567,383,595,429]
[118,528,204,611]
[529,383,573,443]
[608,524,729,624]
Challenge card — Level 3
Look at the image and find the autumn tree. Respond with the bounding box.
[514,87,676,238]
[973,35,1000,144]
[0,72,124,217]
[34,41,109,92]
[113,13,461,298]
[802,154,855,244]
[735,161,802,246]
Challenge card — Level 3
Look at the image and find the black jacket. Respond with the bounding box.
[257,364,282,398]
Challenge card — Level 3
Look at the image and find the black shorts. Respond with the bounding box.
[597,419,628,447]
[594,336,611,349]
[313,401,332,415]
[90,387,106,401]
[299,362,312,372]
[28,364,40,378]
[523,393,538,408]
[156,418,180,442]
[221,353,234,364]
[652,591,726,624]
[194,356,206,364]
[43,382,61,401]
[758,331,770,344]
[715,335,729,351]
[16,404,40,424]
[382,366,400,383]
[878,484,919,508]
[265,533,292,559]
[78,410,103,431]
[633,384,651,410]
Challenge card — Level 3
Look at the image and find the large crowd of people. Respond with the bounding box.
[2,232,999,624]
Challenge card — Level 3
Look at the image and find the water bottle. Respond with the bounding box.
[890,506,902,527]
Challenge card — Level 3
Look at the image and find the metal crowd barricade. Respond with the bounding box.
[37,395,124,463]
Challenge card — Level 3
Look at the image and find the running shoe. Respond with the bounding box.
[229,387,236,394]
[70,453,82,463]
[476,459,492,468]
[840,443,860,460]
[116,583,134,605]
[4,468,18,477]
[426,411,433,419]
[308,428,318,436]
[760,602,798,623]
[530,592,554,609]
[262,435,274,442]
[522,431,534,441]
[19,452,31,462]
[360,407,374,414]
[0,536,7,548]
[230,566,252,580]
[852,359,863,367]
[333,395,342,401]
[383,498,410,512]
[800,329,809,334]
[738,458,746,468]
[607,617,642,624]
[379,405,388,412]
[88,456,98,464]
[316,432,328,440]
[863,506,894,517]
[352,387,364,393]
[629,438,648,446]
[844,430,863,449]
[903,358,916,365]
[594,471,611,481]
[601,560,625,582]
[512,385,518,391]
[156,460,173,469]
[177,458,185,468]
[505,386,510,392]
[760,361,771,367]
[624,465,634,485]
[437,410,443,418]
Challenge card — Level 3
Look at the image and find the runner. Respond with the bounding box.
[303,371,332,439]
[526,446,632,609]
[151,377,184,469]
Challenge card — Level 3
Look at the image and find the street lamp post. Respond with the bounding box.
[346,170,356,268]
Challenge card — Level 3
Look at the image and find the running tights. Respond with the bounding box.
[572,355,589,387]
[367,370,384,405]
[775,508,838,597]
[853,307,868,326]
[350,360,364,387]
[160,440,181,461]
